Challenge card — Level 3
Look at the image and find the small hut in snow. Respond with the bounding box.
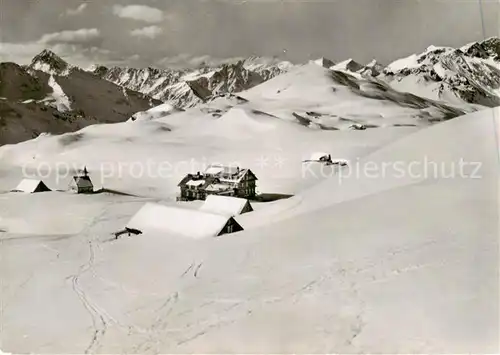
[200,195,253,217]
[305,152,349,166]
[12,179,51,193]
[69,166,94,194]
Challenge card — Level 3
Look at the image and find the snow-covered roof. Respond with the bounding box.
[205,165,242,176]
[127,203,239,239]
[205,183,231,192]
[222,166,240,175]
[13,179,49,193]
[200,195,251,216]
[204,165,256,183]
[186,180,205,187]
[205,166,225,175]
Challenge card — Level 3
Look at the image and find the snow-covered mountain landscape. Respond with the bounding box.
[0,50,160,145]
[94,56,294,108]
[1,25,499,354]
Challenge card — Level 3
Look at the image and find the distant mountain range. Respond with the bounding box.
[329,38,500,108]
[91,37,500,111]
[0,37,499,145]
[92,57,294,109]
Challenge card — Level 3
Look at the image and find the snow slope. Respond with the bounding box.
[130,102,178,122]
[0,65,498,353]
[304,38,500,110]
[1,62,466,197]
[241,63,465,128]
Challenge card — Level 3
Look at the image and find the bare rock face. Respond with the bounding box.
[186,60,264,102]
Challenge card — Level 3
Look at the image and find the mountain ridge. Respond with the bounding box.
[93,57,294,109]
[0,51,160,145]
[1,37,499,146]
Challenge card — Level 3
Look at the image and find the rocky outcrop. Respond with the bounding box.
[186,60,264,102]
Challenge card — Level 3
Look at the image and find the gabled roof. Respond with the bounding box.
[186,180,206,187]
[178,166,257,190]
[200,195,252,216]
[127,203,242,239]
[13,179,51,193]
[178,174,220,188]
[204,165,258,182]
[239,169,258,182]
[178,174,195,187]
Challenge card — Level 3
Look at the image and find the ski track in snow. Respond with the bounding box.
[69,240,107,354]
[67,206,109,354]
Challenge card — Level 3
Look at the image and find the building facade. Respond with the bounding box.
[69,167,94,194]
[178,165,258,202]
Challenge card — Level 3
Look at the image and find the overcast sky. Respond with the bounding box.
[0,0,498,69]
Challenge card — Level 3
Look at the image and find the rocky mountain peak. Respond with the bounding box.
[30,49,70,75]
[313,57,336,68]
[332,58,364,73]
[360,59,384,76]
